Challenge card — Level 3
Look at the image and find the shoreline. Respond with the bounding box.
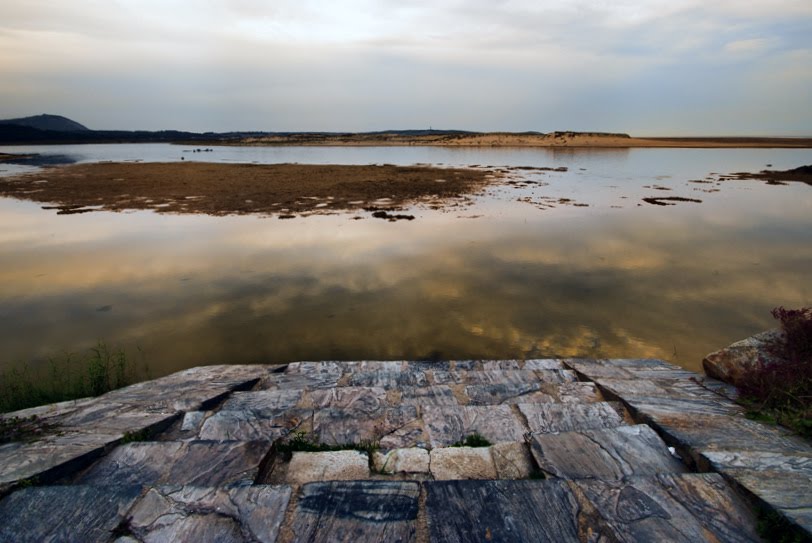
[178,132,812,149]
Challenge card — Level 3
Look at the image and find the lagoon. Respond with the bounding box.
[0,143,810,376]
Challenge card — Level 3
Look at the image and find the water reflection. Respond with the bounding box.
[0,176,809,375]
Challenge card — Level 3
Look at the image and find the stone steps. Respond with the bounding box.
[0,475,761,542]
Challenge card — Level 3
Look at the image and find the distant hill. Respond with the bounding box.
[0,114,89,132]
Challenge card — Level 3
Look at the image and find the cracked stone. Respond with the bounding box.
[287,450,370,484]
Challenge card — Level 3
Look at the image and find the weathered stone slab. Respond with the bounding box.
[464,382,544,405]
[196,410,289,441]
[287,451,370,484]
[262,363,342,390]
[524,359,567,370]
[346,370,428,389]
[431,370,543,385]
[701,450,812,475]
[378,419,428,450]
[0,431,125,489]
[399,385,458,406]
[571,473,761,542]
[596,378,743,417]
[649,414,810,457]
[530,425,687,480]
[403,360,451,371]
[126,485,291,542]
[219,389,304,415]
[423,405,527,447]
[290,481,419,542]
[425,479,581,542]
[555,381,603,403]
[723,469,812,533]
[481,360,523,370]
[518,402,626,434]
[76,440,270,486]
[101,364,271,411]
[430,447,497,480]
[312,406,420,446]
[491,442,535,479]
[0,485,143,543]
[339,361,406,372]
[373,448,430,474]
[301,387,388,413]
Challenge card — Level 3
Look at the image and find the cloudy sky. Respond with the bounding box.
[1,0,810,134]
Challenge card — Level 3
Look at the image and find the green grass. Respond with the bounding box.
[275,430,380,461]
[0,342,146,414]
[451,432,492,447]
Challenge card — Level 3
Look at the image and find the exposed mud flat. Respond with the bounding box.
[0,162,499,218]
[726,165,812,186]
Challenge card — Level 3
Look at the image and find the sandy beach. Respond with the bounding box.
[218,132,812,148]
[0,162,499,218]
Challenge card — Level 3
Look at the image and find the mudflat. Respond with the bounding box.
[0,162,498,217]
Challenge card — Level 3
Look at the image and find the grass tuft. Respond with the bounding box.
[0,342,146,414]
[451,432,492,447]
[738,307,812,438]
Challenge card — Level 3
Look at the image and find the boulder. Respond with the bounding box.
[702,329,784,385]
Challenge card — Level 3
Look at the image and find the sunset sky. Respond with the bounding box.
[1,0,810,134]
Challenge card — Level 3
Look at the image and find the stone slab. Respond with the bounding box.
[195,410,289,441]
[524,359,568,370]
[491,442,535,479]
[312,406,420,446]
[126,485,291,542]
[725,469,812,533]
[76,440,270,486]
[464,383,544,405]
[701,450,812,475]
[0,485,143,543]
[373,448,430,474]
[219,389,304,415]
[0,432,122,488]
[422,405,527,447]
[399,385,458,406]
[431,370,543,386]
[287,451,370,484]
[571,473,761,542]
[518,402,626,434]
[430,447,497,480]
[425,479,581,542]
[649,414,810,457]
[596,378,743,417]
[346,370,428,389]
[301,387,388,412]
[555,381,603,403]
[290,481,419,542]
[530,424,687,480]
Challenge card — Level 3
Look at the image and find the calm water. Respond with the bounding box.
[0,144,810,375]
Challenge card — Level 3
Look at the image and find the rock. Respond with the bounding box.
[491,442,535,479]
[76,440,270,486]
[530,425,687,480]
[422,405,527,447]
[125,485,292,542]
[702,329,784,385]
[425,479,582,542]
[290,481,419,542]
[287,450,370,484]
[373,448,430,474]
[518,402,626,434]
[0,485,143,542]
[430,447,497,480]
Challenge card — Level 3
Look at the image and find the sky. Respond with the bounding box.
[1,0,811,134]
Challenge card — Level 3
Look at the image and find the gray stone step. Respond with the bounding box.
[423,405,528,448]
[0,485,143,543]
[518,401,628,434]
[425,474,760,543]
[74,440,271,486]
[289,481,419,543]
[530,424,687,480]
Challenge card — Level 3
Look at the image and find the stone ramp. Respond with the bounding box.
[0,476,761,542]
[1,358,806,540]
[567,358,812,535]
